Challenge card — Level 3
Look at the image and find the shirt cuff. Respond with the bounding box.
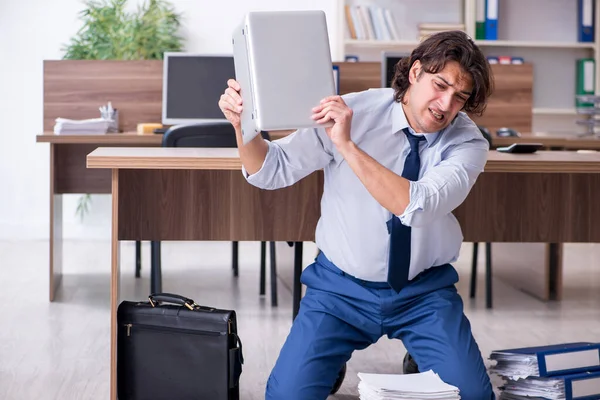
[241,139,274,183]
[397,181,424,226]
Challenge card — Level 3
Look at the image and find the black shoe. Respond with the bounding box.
[402,352,419,374]
[330,363,347,394]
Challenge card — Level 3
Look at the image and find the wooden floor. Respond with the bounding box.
[1,240,600,400]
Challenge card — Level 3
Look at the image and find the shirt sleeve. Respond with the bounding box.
[398,137,489,227]
[242,127,334,190]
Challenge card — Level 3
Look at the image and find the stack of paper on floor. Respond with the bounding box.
[489,342,600,399]
[498,371,600,399]
[53,117,111,134]
[357,370,460,399]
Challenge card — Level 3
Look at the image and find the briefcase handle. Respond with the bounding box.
[148,293,198,310]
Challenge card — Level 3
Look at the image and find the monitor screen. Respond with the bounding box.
[162,53,236,125]
[381,52,410,88]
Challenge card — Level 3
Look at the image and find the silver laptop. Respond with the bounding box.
[232,10,336,144]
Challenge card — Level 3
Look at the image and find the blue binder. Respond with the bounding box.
[497,342,600,377]
[484,0,498,40]
[503,370,600,399]
[559,370,600,399]
[578,0,595,42]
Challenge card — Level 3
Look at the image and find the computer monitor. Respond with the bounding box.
[162,53,236,125]
[381,51,410,88]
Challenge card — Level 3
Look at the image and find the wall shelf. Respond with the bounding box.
[532,108,578,115]
[476,40,596,49]
[338,0,600,133]
[346,40,596,50]
[345,39,420,48]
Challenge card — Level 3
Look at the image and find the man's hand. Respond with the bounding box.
[218,79,243,130]
[217,78,268,174]
[312,96,353,152]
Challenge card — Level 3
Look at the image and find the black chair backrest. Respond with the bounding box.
[162,122,238,148]
[477,125,493,147]
[162,123,272,148]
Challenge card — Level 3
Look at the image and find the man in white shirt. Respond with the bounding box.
[219,30,494,399]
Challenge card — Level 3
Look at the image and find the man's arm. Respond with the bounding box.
[219,79,333,190]
[219,79,269,175]
[311,95,488,227]
[243,128,333,190]
[234,126,268,175]
[338,140,488,227]
[337,142,411,216]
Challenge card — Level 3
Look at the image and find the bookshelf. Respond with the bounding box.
[334,0,600,134]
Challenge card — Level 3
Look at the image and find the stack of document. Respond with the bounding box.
[489,351,542,380]
[498,371,600,399]
[417,23,466,41]
[53,117,111,134]
[490,342,600,380]
[489,342,600,399]
[357,370,460,399]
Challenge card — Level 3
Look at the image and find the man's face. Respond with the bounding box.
[403,60,473,133]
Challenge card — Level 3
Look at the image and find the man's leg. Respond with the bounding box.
[266,261,381,400]
[385,265,494,400]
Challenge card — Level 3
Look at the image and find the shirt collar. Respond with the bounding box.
[391,100,442,147]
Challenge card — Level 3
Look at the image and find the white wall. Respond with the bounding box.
[0,0,341,240]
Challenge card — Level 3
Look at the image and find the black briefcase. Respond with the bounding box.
[117,293,243,400]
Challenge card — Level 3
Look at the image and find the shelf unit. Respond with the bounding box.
[345,39,596,49]
[475,40,596,49]
[532,108,578,116]
[334,0,600,133]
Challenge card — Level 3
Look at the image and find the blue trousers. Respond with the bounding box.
[265,252,493,400]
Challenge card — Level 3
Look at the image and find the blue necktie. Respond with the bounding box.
[387,128,425,292]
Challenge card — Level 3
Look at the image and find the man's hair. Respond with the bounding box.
[391,30,494,116]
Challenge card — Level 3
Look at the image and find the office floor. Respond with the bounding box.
[0,240,599,400]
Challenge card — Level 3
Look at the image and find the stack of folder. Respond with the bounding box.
[489,342,600,399]
[417,23,465,41]
[53,117,111,135]
[357,370,460,399]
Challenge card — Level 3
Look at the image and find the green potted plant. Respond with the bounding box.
[62,0,184,219]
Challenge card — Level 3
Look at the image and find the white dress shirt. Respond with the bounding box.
[243,88,489,282]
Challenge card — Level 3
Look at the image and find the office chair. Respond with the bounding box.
[135,122,279,306]
[471,126,493,309]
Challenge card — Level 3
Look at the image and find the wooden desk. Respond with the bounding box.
[492,133,600,150]
[87,147,322,400]
[36,129,296,302]
[36,132,162,301]
[87,148,600,400]
[37,128,600,306]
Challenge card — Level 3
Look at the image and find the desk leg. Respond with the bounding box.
[49,144,63,302]
[547,243,563,301]
[292,242,303,320]
[110,169,120,400]
[491,243,563,302]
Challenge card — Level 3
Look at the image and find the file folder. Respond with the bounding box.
[576,58,596,108]
[492,342,600,377]
[578,0,595,43]
[502,370,600,400]
[484,0,498,40]
[475,0,485,40]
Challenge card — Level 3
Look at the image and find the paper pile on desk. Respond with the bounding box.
[358,370,460,399]
[53,118,111,134]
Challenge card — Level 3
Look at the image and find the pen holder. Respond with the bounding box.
[107,109,119,133]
